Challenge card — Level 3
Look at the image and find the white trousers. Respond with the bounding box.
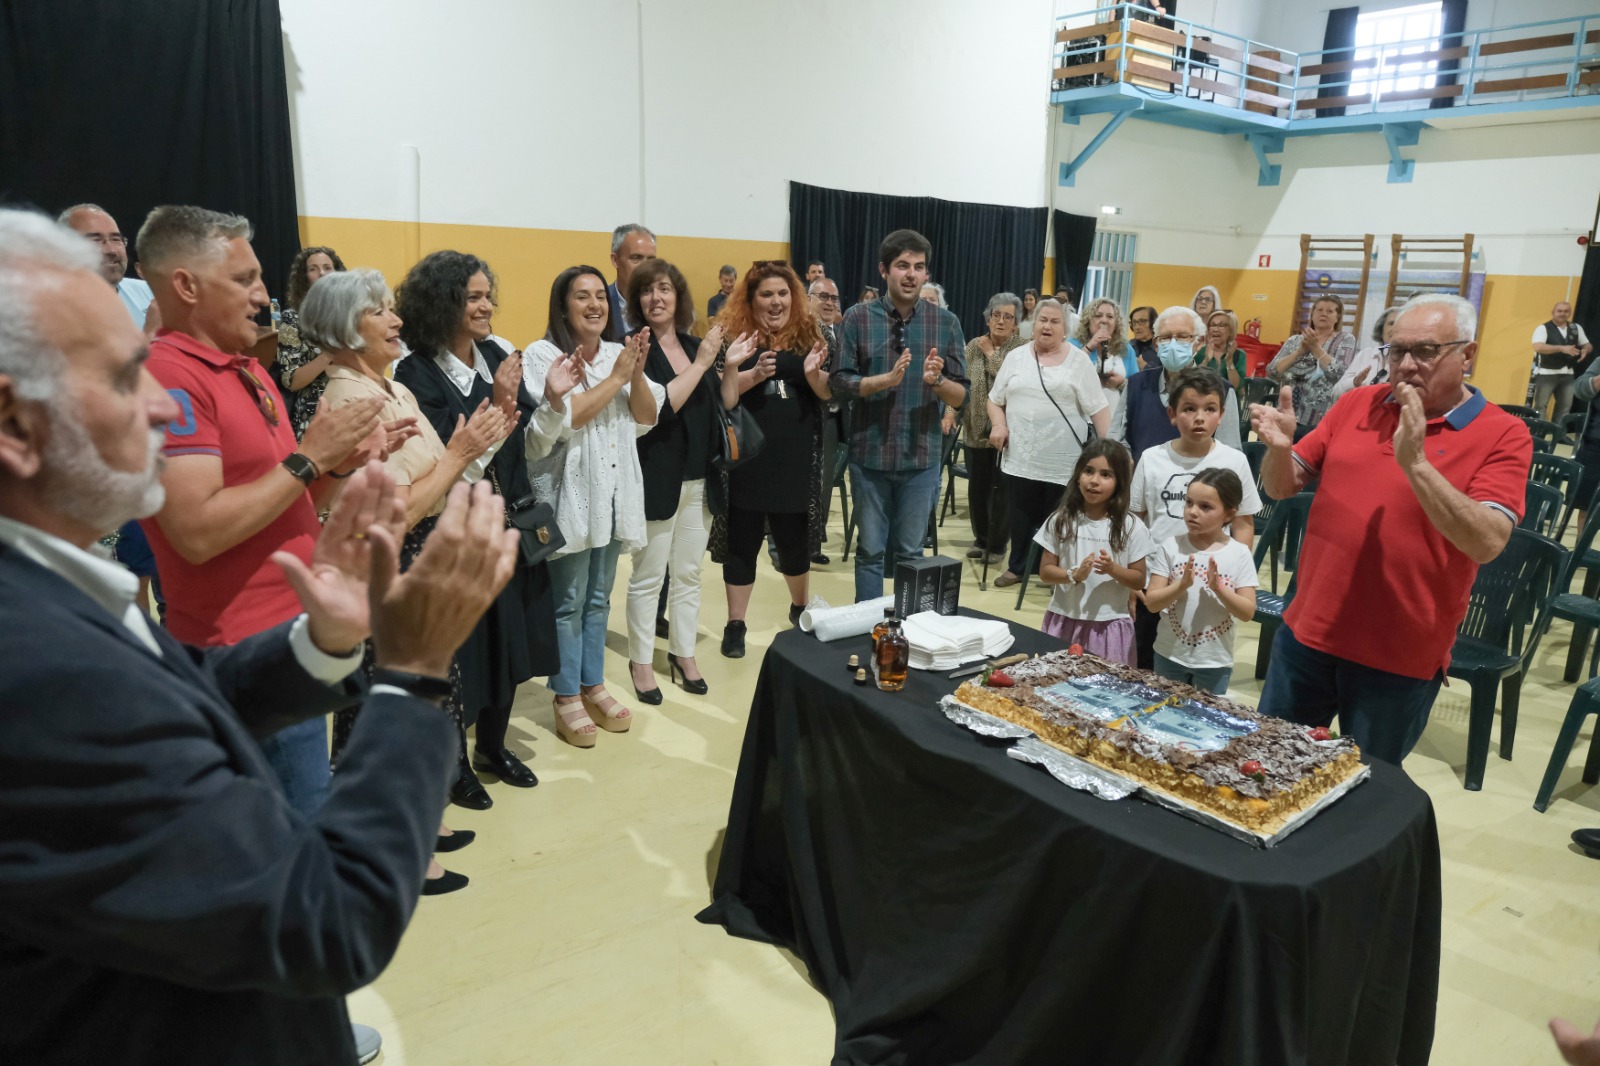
[626,479,711,661]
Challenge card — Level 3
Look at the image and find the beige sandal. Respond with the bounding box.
[553,696,598,748]
[580,685,632,733]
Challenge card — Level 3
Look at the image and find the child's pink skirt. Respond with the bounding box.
[1041,613,1136,666]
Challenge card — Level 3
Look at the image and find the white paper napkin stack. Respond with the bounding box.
[902,612,1014,671]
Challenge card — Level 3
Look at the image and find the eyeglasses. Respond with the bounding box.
[1380,340,1470,366]
[989,312,1016,322]
[1155,333,1196,344]
[232,358,280,426]
[890,316,906,355]
[85,233,127,246]
[811,294,840,305]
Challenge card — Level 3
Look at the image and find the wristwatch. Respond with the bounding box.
[280,452,320,485]
[371,668,453,708]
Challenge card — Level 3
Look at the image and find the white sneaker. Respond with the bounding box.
[352,1022,382,1065]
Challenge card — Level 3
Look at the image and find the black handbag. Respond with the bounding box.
[712,402,765,471]
[506,492,565,566]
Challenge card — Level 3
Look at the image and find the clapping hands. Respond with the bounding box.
[1249,385,1297,449]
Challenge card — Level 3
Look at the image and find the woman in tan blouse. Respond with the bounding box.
[942,292,1025,564]
[302,268,510,895]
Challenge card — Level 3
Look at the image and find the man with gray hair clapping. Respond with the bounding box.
[0,207,519,1064]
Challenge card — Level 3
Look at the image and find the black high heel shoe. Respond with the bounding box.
[434,829,476,854]
[667,653,709,695]
[631,662,664,705]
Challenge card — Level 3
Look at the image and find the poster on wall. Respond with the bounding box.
[1299,268,1486,343]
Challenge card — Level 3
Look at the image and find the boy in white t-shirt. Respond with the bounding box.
[1128,366,1261,669]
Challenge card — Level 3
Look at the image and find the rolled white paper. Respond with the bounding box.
[800,596,895,643]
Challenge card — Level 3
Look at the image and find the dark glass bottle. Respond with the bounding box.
[876,616,910,692]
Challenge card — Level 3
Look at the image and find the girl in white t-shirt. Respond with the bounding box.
[1035,440,1153,665]
[1141,468,1258,695]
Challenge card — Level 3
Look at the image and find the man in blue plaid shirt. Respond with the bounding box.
[830,230,968,601]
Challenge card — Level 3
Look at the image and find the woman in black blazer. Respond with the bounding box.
[393,250,558,809]
[625,260,726,701]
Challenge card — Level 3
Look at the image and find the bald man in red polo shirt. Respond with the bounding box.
[1250,293,1531,765]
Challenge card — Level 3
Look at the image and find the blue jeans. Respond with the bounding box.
[1153,652,1233,696]
[259,717,331,817]
[849,463,941,602]
[1259,623,1442,764]
[546,540,624,696]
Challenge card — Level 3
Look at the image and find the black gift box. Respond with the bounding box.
[894,555,960,618]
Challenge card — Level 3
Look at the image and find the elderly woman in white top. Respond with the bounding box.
[986,298,1111,588]
[524,265,664,749]
[1333,305,1402,396]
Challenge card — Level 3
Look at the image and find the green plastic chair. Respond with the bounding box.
[1532,677,1600,812]
[1250,492,1314,679]
[1529,453,1582,537]
[1523,481,1564,538]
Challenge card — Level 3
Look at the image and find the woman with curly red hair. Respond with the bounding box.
[714,262,832,657]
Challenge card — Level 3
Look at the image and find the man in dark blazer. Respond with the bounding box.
[607,222,656,335]
[0,208,519,1065]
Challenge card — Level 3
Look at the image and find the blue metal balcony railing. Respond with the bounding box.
[1052,4,1600,124]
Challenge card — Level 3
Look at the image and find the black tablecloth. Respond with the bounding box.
[697,614,1440,1066]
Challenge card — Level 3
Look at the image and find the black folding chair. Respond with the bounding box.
[1250,492,1314,679]
[1528,453,1582,537]
[1523,481,1564,538]
[1533,677,1600,812]
[1449,527,1566,790]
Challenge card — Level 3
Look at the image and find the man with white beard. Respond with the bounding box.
[0,207,518,1065]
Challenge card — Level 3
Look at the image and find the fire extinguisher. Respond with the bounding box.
[1243,317,1262,340]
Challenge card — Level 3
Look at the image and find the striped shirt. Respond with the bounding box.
[830,296,967,470]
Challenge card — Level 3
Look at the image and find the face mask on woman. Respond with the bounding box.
[1158,339,1193,373]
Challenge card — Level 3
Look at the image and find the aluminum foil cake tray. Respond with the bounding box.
[939,696,1371,847]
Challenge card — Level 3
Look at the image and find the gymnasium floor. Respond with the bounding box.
[349,489,1600,1065]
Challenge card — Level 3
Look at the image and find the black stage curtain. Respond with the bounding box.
[1577,244,1600,365]
[1432,0,1468,110]
[0,0,300,303]
[1319,7,1360,118]
[1051,209,1098,307]
[788,181,1049,339]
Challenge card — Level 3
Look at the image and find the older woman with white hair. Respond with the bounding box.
[986,297,1110,588]
[1190,285,1222,336]
[942,292,1026,564]
[306,268,514,894]
[1334,305,1403,396]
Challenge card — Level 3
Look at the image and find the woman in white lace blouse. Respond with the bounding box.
[524,265,664,749]
[986,299,1111,588]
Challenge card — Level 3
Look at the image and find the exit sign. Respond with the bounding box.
[1258,254,1271,268]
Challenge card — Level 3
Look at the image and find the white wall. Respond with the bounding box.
[280,0,1060,242]
[1051,108,1598,276]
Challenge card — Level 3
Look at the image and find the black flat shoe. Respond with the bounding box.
[449,766,493,810]
[789,603,805,627]
[811,553,830,565]
[472,745,537,788]
[721,620,746,658]
[667,653,709,695]
[434,830,476,854]
[422,869,469,896]
[1572,828,1600,858]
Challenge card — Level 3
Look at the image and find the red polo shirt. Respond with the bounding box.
[1285,384,1531,679]
[141,330,319,647]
